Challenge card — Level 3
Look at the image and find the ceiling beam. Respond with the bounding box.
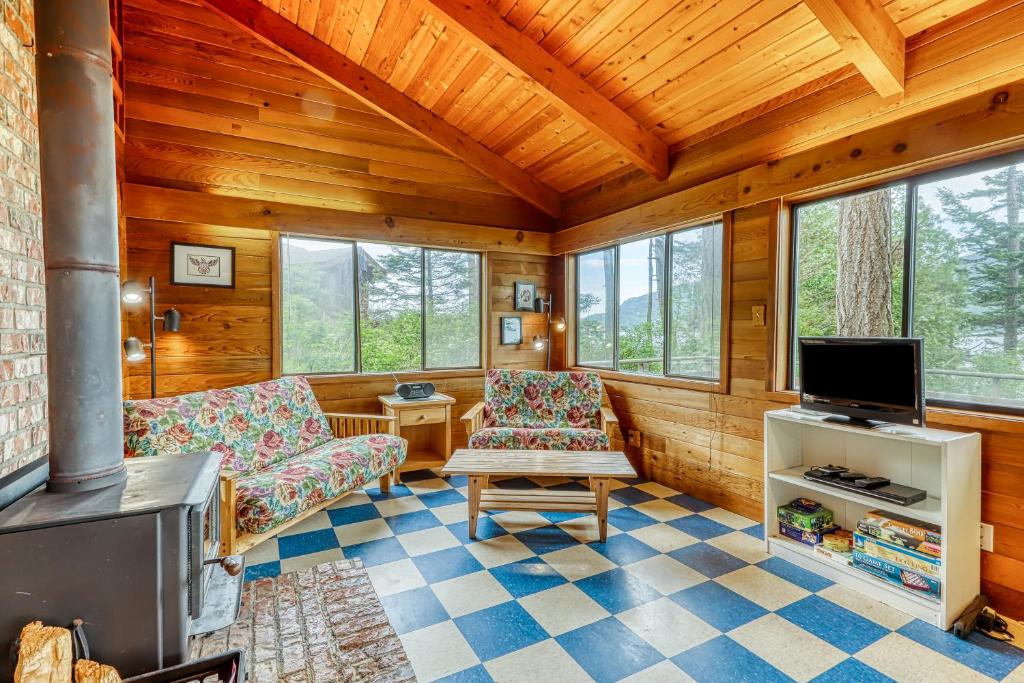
[804,0,905,97]
[419,0,669,180]
[201,0,561,218]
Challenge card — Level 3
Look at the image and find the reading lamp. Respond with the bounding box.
[533,294,566,371]
[121,275,182,398]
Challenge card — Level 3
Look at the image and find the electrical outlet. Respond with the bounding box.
[627,429,641,447]
[981,523,994,552]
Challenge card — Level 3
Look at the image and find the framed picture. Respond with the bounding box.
[170,242,235,288]
[514,281,536,311]
[500,316,522,345]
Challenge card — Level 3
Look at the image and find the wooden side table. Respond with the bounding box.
[379,393,456,483]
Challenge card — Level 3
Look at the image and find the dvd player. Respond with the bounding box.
[803,468,927,505]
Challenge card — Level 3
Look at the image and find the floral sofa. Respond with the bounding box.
[123,376,406,554]
[461,369,618,451]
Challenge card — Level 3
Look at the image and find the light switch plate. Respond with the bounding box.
[752,305,766,327]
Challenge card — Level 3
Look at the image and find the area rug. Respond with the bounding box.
[192,559,415,683]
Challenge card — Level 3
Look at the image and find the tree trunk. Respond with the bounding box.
[836,189,894,336]
[1004,164,1020,352]
[603,250,615,347]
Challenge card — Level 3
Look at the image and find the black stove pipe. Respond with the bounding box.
[35,0,127,492]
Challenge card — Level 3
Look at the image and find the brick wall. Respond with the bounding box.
[0,0,46,478]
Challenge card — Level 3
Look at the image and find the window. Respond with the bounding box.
[575,221,726,381]
[789,152,1024,412]
[281,235,481,374]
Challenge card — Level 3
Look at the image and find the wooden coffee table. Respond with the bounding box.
[441,449,637,542]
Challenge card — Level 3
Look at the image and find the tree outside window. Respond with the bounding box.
[281,236,481,374]
[791,154,1024,411]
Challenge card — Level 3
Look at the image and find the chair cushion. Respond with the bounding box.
[123,376,333,474]
[234,434,407,535]
[482,369,603,430]
[468,427,609,452]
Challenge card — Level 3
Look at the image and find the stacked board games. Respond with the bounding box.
[853,510,943,602]
[778,498,834,545]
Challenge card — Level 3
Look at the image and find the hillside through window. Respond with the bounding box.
[575,221,725,381]
[281,236,481,374]
[790,153,1024,412]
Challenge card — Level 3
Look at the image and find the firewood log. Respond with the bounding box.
[13,621,72,683]
[74,660,122,683]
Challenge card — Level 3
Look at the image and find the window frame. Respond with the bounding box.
[786,149,1024,415]
[278,233,484,377]
[573,217,730,388]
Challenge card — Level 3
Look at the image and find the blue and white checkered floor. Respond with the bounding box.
[244,470,1024,683]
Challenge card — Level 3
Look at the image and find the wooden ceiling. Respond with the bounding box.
[225,0,990,204]
[133,0,1020,223]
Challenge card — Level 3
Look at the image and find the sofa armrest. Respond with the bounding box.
[600,407,619,439]
[325,412,397,437]
[461,402,486,437]
[219,470,239,556]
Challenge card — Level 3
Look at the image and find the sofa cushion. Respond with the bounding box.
[482,369,603,430]
[234,434,407,535]
[123,376,333,473]
[468,427,609,452]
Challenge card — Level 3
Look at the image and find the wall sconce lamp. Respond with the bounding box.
[534,294,566,371]
[121,275,182,398]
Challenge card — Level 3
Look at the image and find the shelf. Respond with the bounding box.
[768,466,943,524]
[768,535,941,620]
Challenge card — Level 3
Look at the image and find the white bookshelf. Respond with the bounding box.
[763,408,981,629]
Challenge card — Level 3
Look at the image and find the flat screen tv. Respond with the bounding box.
[798,337,925,427]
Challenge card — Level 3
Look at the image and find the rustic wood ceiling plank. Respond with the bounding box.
[311,0,341,43]
[348,0,387,63]
[387,16,443,90]
[804,0,906,96]
[204,0,562,216]
[419,0,669,179]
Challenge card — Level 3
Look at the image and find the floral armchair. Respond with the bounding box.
[461,369,618,451]
[124,376,406,554]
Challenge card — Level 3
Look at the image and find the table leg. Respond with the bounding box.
[592,477,610,542]
[468,475,486,539]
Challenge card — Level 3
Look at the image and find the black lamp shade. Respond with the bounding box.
[163,307,181,332]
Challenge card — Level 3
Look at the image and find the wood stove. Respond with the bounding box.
[0,452,243,679]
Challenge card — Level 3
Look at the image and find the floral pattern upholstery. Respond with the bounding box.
[123,376,333,473]
[123,376,407,535]
[235,434,405,535]
[474,369,608,451]
[468,427,608,451]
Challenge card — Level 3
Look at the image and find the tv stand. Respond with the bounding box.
[821,414,886,429]
[764,408,981,630]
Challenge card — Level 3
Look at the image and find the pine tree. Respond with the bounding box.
[938,164,1024,353]
[835,188,895,336]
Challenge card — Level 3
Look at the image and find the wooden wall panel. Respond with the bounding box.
[488,252,564,371]
[124,220,275,398]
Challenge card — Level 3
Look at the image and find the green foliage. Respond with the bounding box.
[794,165,1024,408]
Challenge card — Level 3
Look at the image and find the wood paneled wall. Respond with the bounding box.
[489,252,564,372]
[124,220,274,398]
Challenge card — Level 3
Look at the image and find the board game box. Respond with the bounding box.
[778,521,837,546]
[778,502,833,531]
[854,532,941,579]
[852,549,941,602]
[857,510,942,557]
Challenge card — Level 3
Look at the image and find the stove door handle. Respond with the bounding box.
[205,555,244,577]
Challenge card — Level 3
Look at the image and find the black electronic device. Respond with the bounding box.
[394,382,436,400]
[803,468,927,505]
[813,464,849,476]
[853,477,890,489]
[839,471,868,480]
[799,337,925,427]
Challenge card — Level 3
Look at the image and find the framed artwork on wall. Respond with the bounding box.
[500,316,522,345]
[170,242,236,288]
[514,281,536,311]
